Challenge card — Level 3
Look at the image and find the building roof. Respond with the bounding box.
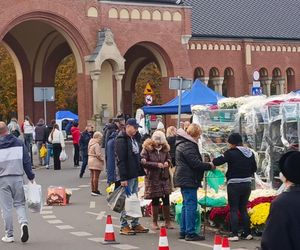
[185,0,300,40]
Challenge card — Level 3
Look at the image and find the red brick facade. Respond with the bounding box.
[0,0,299,126]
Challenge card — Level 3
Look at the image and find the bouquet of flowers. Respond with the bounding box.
[249,202,271,233]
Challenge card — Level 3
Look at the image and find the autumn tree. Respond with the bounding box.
[133,62,162,111]
[55,55,78,114]
[0,45,17,122]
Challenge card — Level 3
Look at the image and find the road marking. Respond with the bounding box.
[179,239,213,248]
[90,201,96,208]
[78,185,90,188]
[42,206,53,210]
[113,224,121,229]
[86,211,118,220]
[43,215,56,219]
[40,211,53,215]
[68,188,80,191]
[47,220,63,224]
[56,225,74,230]
[112,244,139,249]
[70,231,93,237]
[88,237,104,243]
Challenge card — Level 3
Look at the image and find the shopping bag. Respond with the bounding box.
[46,186,67,206]
[125,194,143,218]
[32,143,38,155]
[59,149,68,162]
[206,169,225,193]
[40,145,47,158]
[107,186,127,213]
[175,203,201,234]
[24,182,42,213]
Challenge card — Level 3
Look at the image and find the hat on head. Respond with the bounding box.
[279,151,300,184]
[126,118,141,129]
[228,133,243,145]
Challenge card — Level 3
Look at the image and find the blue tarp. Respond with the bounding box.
[142,79,224,114]
[55,110,78,120]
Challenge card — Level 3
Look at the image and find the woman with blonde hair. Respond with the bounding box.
[174,123,215,241]
[88,131,104,196]
[141,130,173,230]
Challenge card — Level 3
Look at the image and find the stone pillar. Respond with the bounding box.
[200,77,209,85]
[114,73,124,113]
[261,78,272,96]
[278,78,285,94]
[213,77,224,95]
[90,71,101,115]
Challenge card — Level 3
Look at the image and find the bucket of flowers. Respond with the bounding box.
[248,202,271,236]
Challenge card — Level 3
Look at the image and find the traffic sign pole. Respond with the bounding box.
[177,77,183,129]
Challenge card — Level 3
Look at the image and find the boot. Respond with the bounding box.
[152,206,160,230]
[162,206,174,229]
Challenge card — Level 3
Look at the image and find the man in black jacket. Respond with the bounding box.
[115,118,148,235]
[79,125,93,178]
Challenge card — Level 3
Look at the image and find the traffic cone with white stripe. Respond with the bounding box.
[221,237,230,250]
[213,234,222,250]
[158,227,169,250]
[101,215,119,245]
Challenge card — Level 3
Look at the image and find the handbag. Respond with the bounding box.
[107,186,128,213]
[125,194,143,218]
[24,182,42,213]
[40,145,47,158]
[59,149,68,162]
[32,143,38,155]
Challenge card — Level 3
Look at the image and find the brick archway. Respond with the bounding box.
[0,12,92,126]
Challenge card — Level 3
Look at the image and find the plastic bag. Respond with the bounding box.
[125,194,143,218]
[24,182,42,213]
[206,169,225,193]
[107,186,127,213]
[32,144,38,155]
[59,149,68,162]
[198,196,227,207]
[175,203,201,234]
[40,145,47,158]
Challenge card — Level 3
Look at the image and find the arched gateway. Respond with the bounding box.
[0,0,192,127]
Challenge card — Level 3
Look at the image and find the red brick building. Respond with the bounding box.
[0,0,299,125]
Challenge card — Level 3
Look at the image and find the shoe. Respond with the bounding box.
[45,165,49,169]
[178,232,186,239]
[2,235,14,243]
[131,224,149,233]
[185,234,205,241]
[79,173,83,178]
[91,191,101,196]
[228,235,239,241]
[21,224,29,243]
[240,233,253,240]
[120,226,136,235]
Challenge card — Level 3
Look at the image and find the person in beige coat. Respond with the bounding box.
[88,132,104,196]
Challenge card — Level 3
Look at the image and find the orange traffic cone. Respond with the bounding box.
[221,237,230,250]
[101,215,119,245]
[213,234,222,250]
[158,227,169,250]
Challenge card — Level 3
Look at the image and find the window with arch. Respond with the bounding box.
[152,10,162,20]
[194,67,205,80]
[286,67,295,92]
[131,9,140,19]
[208,67,220,90]
[87,7,98,17]
[271,68,282,95]
[120,9,130,19]
[142,10,151,20]
[172,12,182,21]
[163,11,172,21]
[108,8,118,18]
[223,67,234,97]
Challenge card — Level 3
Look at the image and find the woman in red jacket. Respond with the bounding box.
[71,122,81,167]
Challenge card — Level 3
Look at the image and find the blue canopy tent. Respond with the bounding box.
[55,110,78,132]
[142,79,224,114]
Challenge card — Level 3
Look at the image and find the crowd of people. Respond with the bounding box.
[1,114,300,250]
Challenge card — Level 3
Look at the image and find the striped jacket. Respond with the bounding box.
[0,134,35,180]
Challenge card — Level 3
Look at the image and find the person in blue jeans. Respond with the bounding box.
[79,125,93,178]
[44,120,55,169]
[174,124,214,241]
[115,118,148,235]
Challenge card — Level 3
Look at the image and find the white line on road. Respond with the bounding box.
[112,244,139,249]
[68,188,80,191]
[40,211,53,215]
[41,206,53,210]
[78,185,90,188]
[88,237,104,243]
[47,220,63,224]
[56,225,74,230]
[90,201,96,209]
[42,215,56,219]
[70,232,93,237]
[179,239,213,248]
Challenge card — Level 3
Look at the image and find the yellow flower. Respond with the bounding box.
[248,202,271,228]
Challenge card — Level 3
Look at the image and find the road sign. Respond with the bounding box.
[34,87,55,102]
[253,71,260,81]
[145,95,153,105]
[253,81,261,87]
[252,87,262,95]
[169,77,193,90]
[144,83,154,95]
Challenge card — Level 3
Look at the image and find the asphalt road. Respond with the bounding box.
[0,142,261,250]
